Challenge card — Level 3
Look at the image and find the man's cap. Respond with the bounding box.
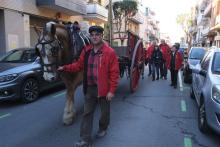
[175,42,180,49]
[89,26,104,34]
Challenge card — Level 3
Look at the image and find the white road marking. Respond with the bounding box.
[178,71,183,91]
[0,113,11,119]
[52,91,65,98]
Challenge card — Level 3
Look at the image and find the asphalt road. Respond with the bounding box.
[0,68,220,147]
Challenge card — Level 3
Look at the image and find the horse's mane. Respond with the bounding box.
[52,23,89,65]
[50,24,72,65]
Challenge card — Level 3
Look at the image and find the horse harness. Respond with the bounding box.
[35,33,63,73]
[36,24,90,73]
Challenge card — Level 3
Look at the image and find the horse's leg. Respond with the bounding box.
[62,72,83,125]
[63,85,76,125]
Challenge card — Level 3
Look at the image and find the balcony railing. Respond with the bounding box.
[36,0,87,15]
[84,2,108,22]
[129,12,144,24]
[197,14,204,25]
[201,26,210,36]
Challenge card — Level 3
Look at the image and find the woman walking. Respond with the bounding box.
[151,45,163,81]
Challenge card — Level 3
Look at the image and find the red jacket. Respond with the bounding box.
[145,45,154,61]
[166,51,183,70]
[63,43,120,97]
[159,43,170,62]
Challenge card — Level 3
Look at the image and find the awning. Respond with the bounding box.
[210,23,220,31]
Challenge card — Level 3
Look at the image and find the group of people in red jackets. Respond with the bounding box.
[145,39,183,89]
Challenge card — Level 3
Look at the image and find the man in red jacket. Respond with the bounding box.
[166,45,183,89]
[159,39,170,79]
[146,40,156,76]
[58,26,120,147]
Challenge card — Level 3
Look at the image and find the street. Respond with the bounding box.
[0,69,219,147]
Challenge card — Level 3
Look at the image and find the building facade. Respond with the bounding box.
[0,0,110,55]
[191,0,220,47]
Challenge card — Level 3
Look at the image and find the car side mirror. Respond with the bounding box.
[199,69,207,77]
[192,64,201,74]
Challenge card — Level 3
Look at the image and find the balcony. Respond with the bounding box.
[129,13,144,24]
[197,14,204,25]
[201,26,210,36]
[84,3,108,23]
[216,14,220,24]
[36,0,87,15]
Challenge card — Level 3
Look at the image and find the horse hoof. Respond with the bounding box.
[63,113,76,125]
[63,120,74,126]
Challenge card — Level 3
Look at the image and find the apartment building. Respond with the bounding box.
[210,0,220,47]
[84,0,108,27]
[0,0,87,54]
[191,0,220,47]
[145,8,160,43]
[110,0,144,46]
[0,0,110,55]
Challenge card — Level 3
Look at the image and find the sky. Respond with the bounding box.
[142,0,197,43]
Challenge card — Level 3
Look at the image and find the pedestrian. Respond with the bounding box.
[159,39,170,79]
[166,45,183,89]
[151,45,163,81]
[146,40,157,77]
[57,25,120,147]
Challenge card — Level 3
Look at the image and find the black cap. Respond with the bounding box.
[89,26,104,34]
[175,42,180,49]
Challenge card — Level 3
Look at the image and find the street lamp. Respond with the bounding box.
[108,0,113,46]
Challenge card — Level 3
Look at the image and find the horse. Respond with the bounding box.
[35,22,90,125]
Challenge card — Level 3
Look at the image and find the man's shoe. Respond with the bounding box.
[96,130,107,138]
[174,85,177,89]
[170,83,174,86]
[75,140,91,147]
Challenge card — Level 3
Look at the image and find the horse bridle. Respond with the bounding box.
[35,32,63,73]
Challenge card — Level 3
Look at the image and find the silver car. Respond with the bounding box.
[191,48,220,134]
[183,47,207,83]
[0,48,62,103]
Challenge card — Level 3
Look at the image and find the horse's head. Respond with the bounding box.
[35,22,62,82]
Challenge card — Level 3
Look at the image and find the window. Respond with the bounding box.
[189,48,206,59]
[1,49,37,63]
[212,52,220,73]
[201,52,212,71]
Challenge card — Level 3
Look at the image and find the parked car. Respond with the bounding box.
[191,48,220,134]
[183,47,207,83]
[0,48,62,103]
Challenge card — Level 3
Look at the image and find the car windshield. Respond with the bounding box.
[189,48,206,60]
[212,52,220,74]
[0,49,37,63]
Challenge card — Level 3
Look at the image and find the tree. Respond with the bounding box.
[113,0,138,45]
[176,13,193,47]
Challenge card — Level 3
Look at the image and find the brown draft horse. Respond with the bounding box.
[35,22,90,125]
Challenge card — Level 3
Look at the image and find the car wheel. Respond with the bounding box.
[198,100,210,133]
[190,86,195,99]
[21,78,39,103]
